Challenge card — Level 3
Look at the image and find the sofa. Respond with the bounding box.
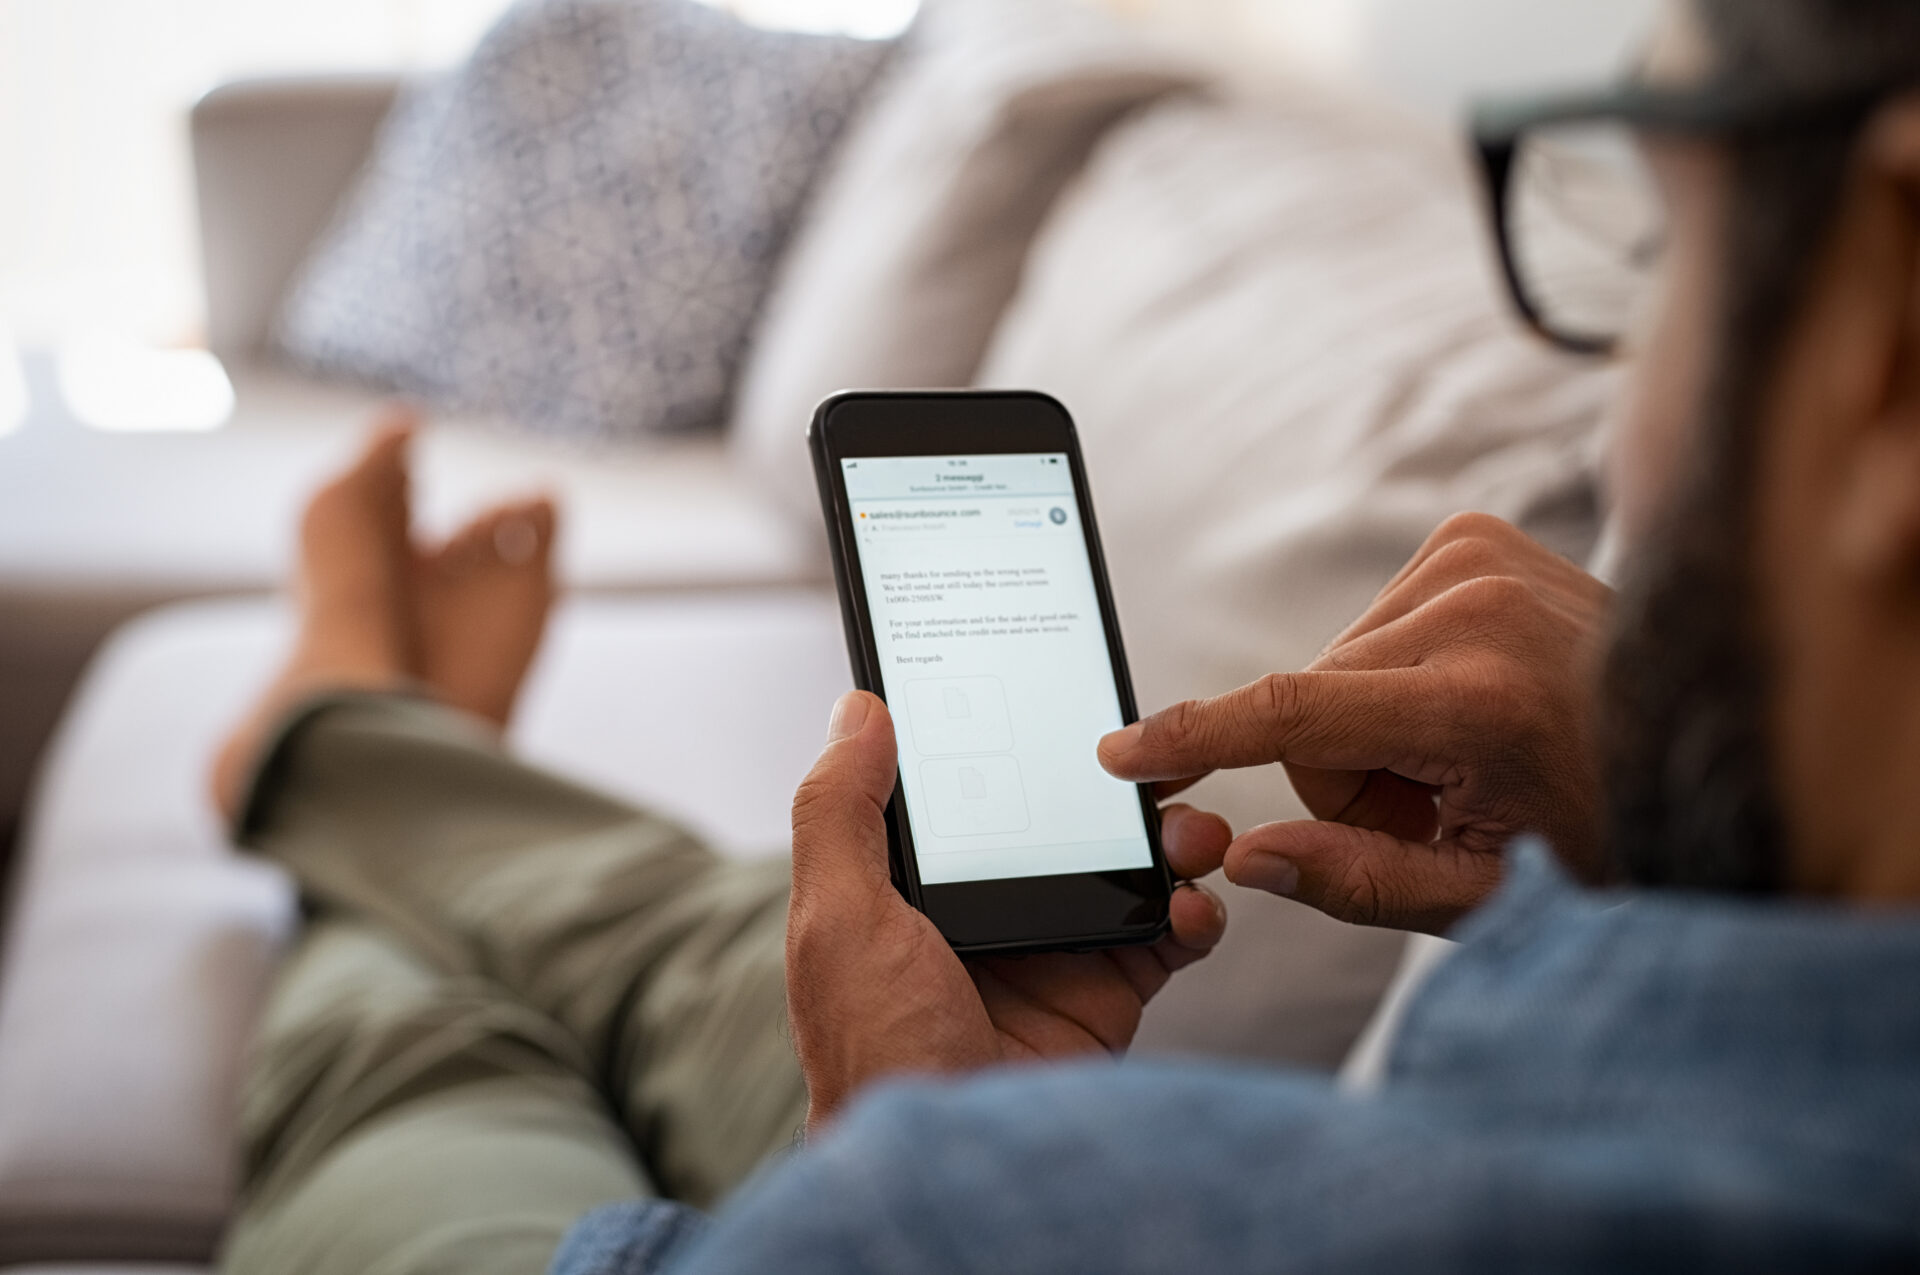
[0,1,1643,1267]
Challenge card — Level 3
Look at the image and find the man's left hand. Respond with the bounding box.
[787,691,1228,1135]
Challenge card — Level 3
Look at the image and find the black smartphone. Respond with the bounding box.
[810,390,1174,956]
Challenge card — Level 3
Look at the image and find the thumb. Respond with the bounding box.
[791,691,899,898]
[1223,820,1504,935]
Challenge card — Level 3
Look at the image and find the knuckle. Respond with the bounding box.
[1440,573,1537,622]
[1315,641,1366,673]
[1429,510,1511,549]
[1423,534,1500,580]
[1321,858,1387,927]
[1153,697,1203,752]
[785,873,838,938]
[789,772,840,836]
[1254,672,1304,732]
[1420,533,1505,587]
[1457,655,1544,730]
[785,912,837,972]
[785,894,823,939]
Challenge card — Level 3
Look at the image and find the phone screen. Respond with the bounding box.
[841,452,1155,885]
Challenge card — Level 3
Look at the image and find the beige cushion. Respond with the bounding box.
[6,1267,208,1274]
[0,605,302,1267]
[727,0,1206,525]
[0,861,289,1266]
[0,366,820,599]
[979,87,1623,1060]
[0,592,854,1265]
[191,75,401,363]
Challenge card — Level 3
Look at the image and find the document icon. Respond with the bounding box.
[920,757,1029,836]
[905,677,1014,756]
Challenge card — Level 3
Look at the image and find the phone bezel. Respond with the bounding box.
[809,390,1173,956]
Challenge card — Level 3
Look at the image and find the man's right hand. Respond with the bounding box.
[789,693,1226,1134]
[1099,514,1612,934]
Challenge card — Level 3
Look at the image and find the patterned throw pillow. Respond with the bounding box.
[276,0,895,443]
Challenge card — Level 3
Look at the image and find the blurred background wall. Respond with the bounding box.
[0,0,913,354]
[0,0,1654,361]
[1122,0,1660,112]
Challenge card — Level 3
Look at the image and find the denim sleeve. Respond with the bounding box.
[661,1064,1375,1275]
[550,1200,709,1275]
[654,1062,1908,1275]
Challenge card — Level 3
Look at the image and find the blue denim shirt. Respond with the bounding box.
[552,845,1920,1273]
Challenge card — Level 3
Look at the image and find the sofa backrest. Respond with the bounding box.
[191,75,400,362]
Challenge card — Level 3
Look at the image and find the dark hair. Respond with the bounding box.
[1700,0,1920,94]
[1695,0,1920,411]
[1601,0,1920,890]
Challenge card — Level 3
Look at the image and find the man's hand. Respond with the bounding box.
[787,691,1227,1134]
[1100,514,1612,935]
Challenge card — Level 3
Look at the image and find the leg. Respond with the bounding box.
[222,918,648,1275]
[218,424,805,1273]
[244,692,806,1207]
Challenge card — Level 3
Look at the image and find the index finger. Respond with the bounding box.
[1098,668,1442,783]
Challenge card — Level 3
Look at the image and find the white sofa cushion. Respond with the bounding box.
[0,592,853,1265]
[6,1267,209,1274]
[979,86,1623,1056]
[0,605,301,1265]
[728,0,1206,524]
[0,861,290,1265]
[0,367,821,601]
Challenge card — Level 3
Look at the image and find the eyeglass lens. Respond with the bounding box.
[1508,120,1669,350]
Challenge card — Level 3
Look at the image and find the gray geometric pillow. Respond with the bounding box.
[276,0,895,443]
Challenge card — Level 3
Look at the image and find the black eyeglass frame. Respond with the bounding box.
[1471,82,1891,356]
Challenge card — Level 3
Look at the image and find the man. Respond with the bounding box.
[216,0,1920,1269]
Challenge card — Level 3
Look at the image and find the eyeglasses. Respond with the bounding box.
[1471,83,1887,357]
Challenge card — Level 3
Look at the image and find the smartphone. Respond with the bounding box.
[809,390,1173,956]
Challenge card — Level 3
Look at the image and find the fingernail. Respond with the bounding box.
[1175,880,1227,926]
[828,692,871,742]
[1100,722,1143,764]
[1238,853,1300,897]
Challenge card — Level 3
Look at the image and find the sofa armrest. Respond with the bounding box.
[191,75,403,362]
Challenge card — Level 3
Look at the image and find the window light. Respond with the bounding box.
[703,0,918,39]
[0,335,26,437]
[56,335,235,433]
